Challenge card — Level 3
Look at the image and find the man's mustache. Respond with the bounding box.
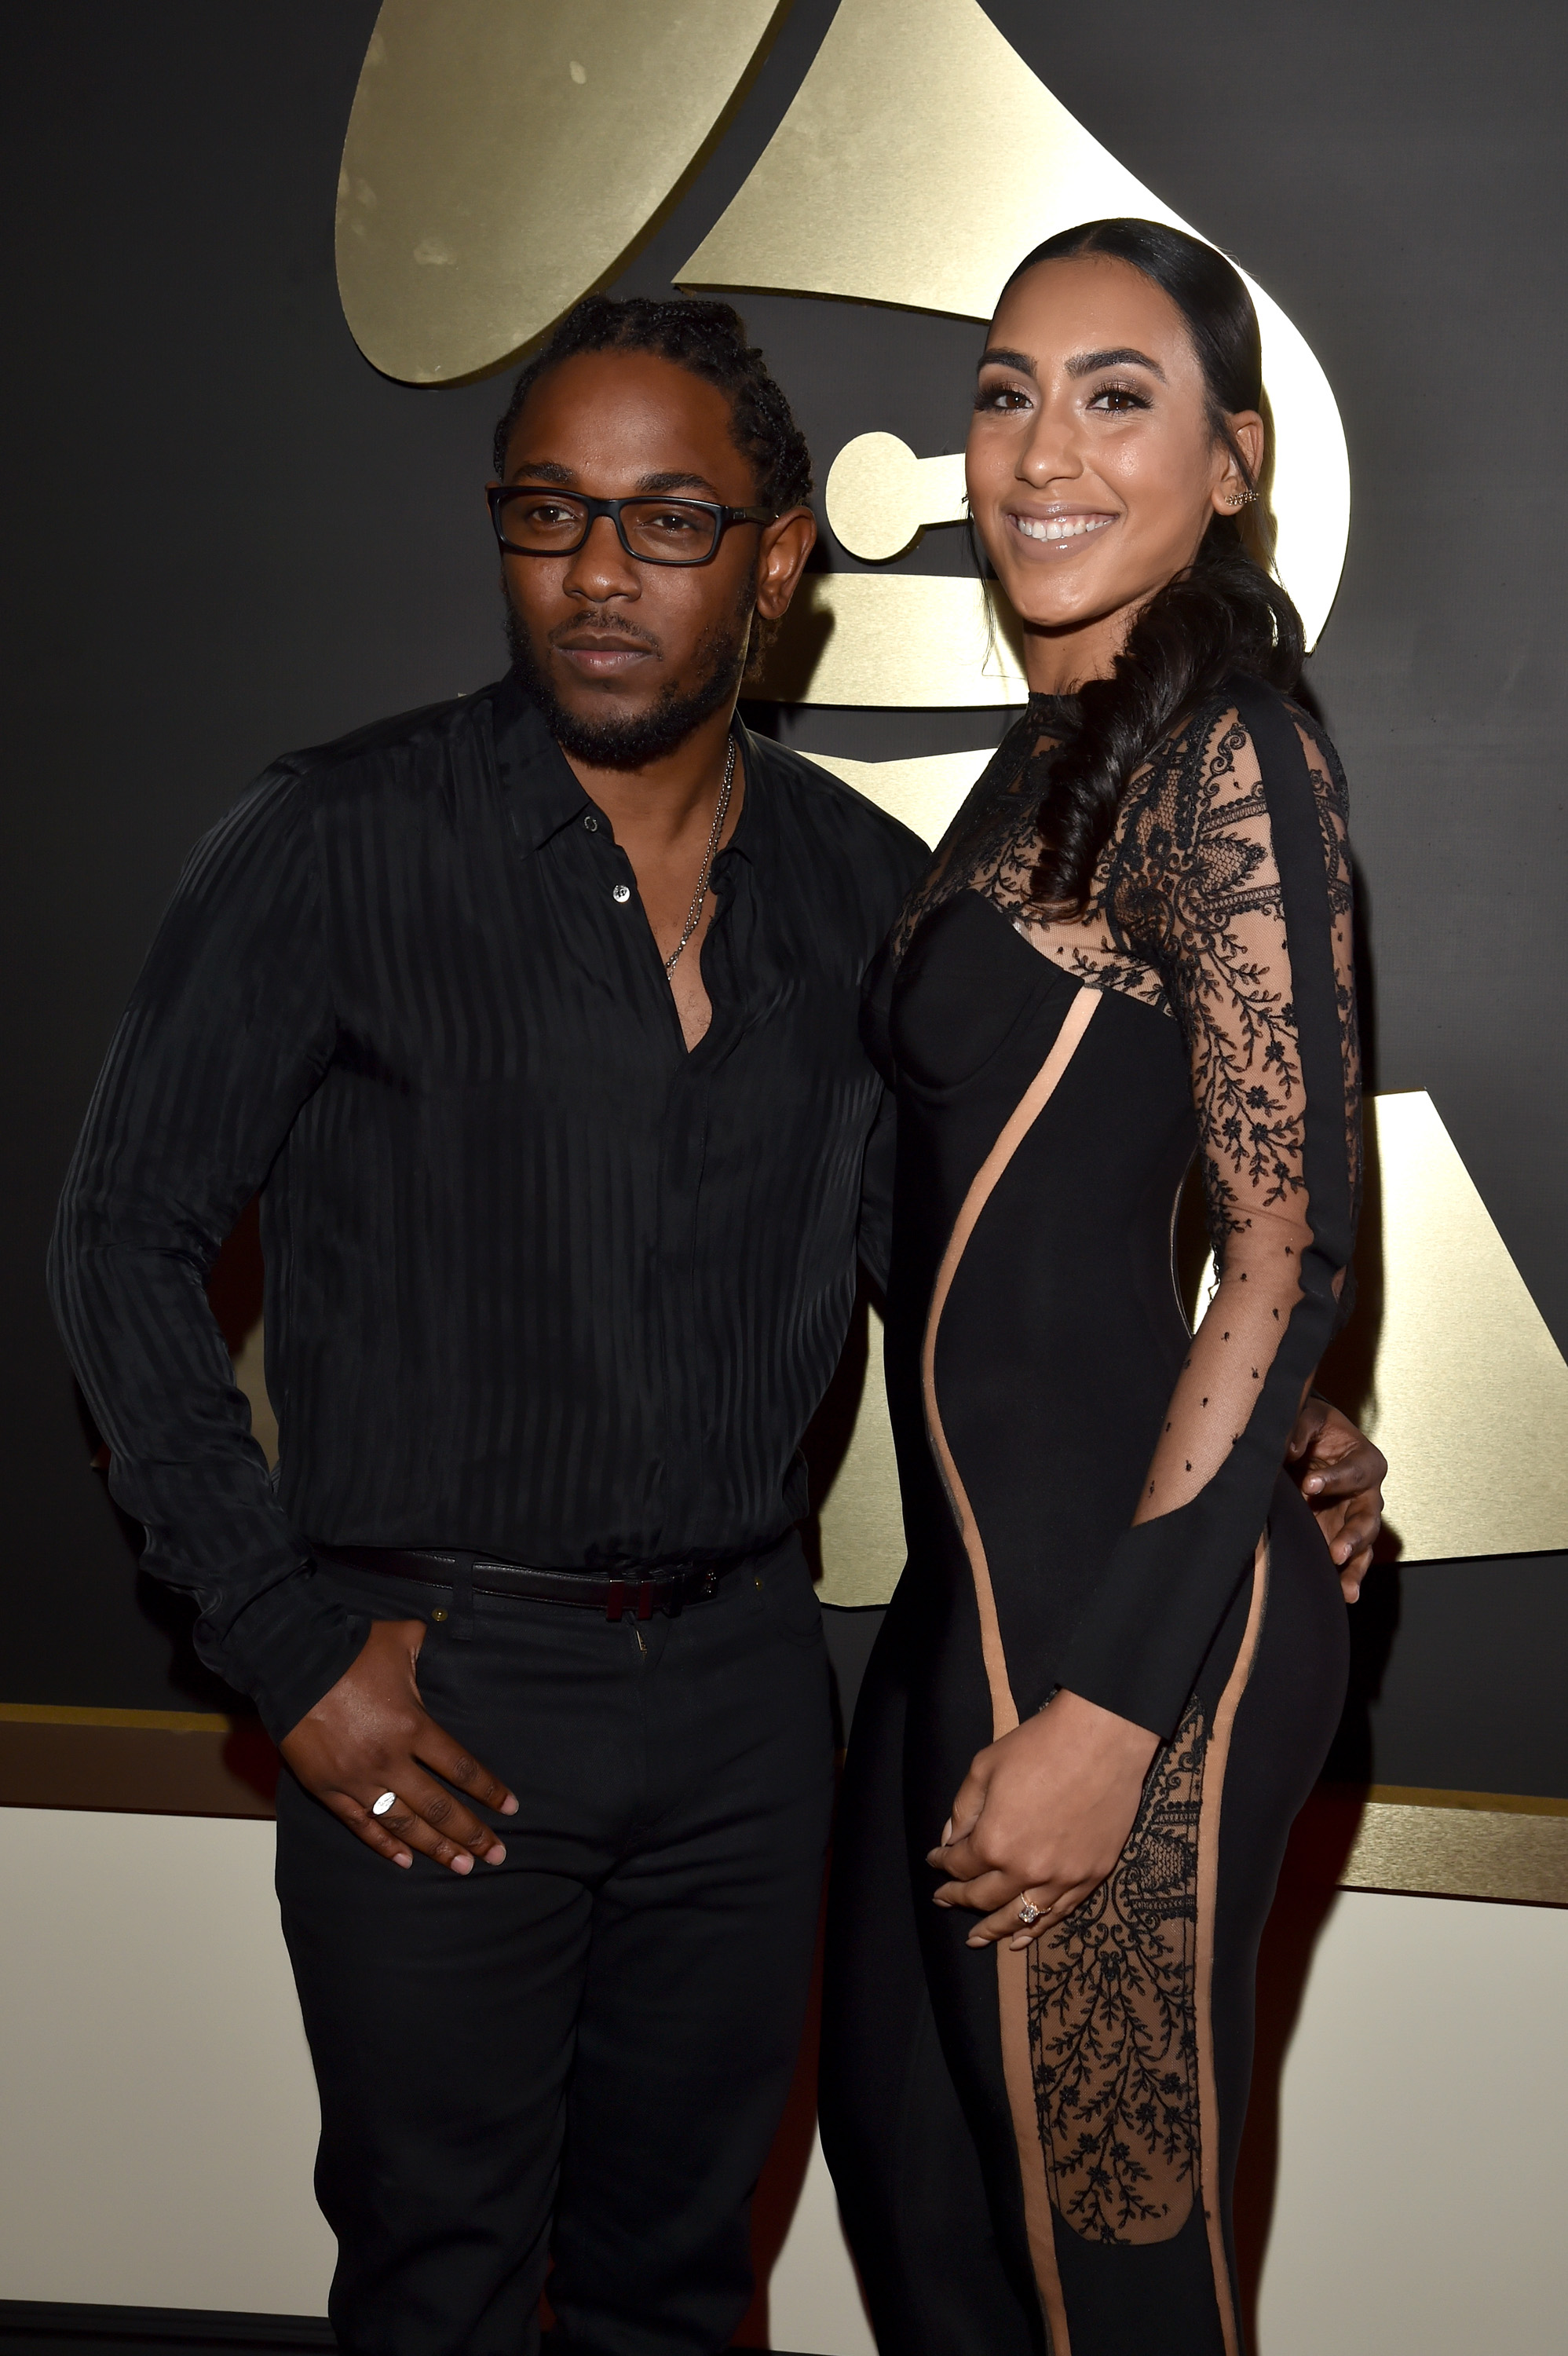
[547,610,663,659]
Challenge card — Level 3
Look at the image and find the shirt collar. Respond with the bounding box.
[715,719,778,872]
[488,670,594,859]
[487,671,778,871]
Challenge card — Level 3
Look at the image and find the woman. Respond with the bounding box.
[820,218,1360,2356]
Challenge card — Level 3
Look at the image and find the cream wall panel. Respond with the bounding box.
[1255,1889,1568,2354]
[766,2135,875,2356]
[3,1812,1567,2352]
[0,1809,334,2314]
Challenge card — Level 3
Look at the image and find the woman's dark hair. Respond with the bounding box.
[492,294,812,517]
[992,219,1305,911]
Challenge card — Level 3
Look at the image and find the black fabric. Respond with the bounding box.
[868,679,1359,1740]
[822,1479,1347,2356]
[276,1538,835,2356]
[824,686,1359,2348]
[47,675,925,1739]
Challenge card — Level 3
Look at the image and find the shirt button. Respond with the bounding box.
[583,814,598,832]
[612,884,631,903]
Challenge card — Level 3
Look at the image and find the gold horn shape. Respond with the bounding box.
[681,0,1351,651]
[336,0,787,385]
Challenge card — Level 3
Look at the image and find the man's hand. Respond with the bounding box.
[927,1689,1160,1950]
[1286,1398,1387,1603]
[280,1619,518,1872]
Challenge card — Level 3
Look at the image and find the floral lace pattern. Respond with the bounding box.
[889,691,1360,1260]
[1027,1697,1207,2244]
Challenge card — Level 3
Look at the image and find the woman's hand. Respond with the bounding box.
[1285,1397,1387,1601]
[927,1688,1160,1950]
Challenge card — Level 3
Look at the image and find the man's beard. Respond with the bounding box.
[505,587,754,770]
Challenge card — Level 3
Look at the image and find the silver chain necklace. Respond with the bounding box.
[663,734,737,976]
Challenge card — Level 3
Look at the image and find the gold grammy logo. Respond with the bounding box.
[332,0,1568,1582]
[338,0,1347,689]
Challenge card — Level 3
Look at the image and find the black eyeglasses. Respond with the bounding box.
[488,485,775,567]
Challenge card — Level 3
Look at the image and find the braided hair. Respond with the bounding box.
[492,294,813,517]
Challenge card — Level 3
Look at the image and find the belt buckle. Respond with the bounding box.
[605,1576,658,1620]
[605,1565,711,1622]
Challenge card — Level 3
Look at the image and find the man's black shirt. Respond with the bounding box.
[49,675,927,1740]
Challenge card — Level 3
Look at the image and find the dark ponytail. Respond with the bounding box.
[994,220,1305,912]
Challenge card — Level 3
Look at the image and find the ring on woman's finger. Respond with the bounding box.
[1017,1896,1041,1926]
[371,1791,398,1818]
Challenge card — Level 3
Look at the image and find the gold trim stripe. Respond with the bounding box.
[1338,1795,1568,1907]
[0,1703,235,1735]
[1360,1783,1568,1817]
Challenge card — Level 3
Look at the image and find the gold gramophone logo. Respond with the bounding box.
[336,0,1348,690]
[332,0,1568,1585]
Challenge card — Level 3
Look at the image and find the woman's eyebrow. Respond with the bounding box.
[977,346,1036,377]
[1065,346,1167,381]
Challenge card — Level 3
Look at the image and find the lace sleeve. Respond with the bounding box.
[1057,682,1361,1738]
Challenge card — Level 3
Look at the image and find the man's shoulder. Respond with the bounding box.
[745,733,930,887]
[273,680,505,799]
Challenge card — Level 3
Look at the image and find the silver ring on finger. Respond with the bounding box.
[371,1791,398,1817]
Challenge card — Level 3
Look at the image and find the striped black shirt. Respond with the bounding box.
[49,675,925,1738]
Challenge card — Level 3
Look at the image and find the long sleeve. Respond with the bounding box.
[48,766,365,1740]
[1058,683,1361,1736]
[857,1085,897,1293]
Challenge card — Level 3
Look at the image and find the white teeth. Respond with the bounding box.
[1014,514,1111,544]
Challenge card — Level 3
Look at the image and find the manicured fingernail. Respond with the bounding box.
[499,1794,519,1816]
[967,1935,989,1948]
[484,1842,506,1864]
[395,1852,412,1868]
[941,1819,953,1844]
[450,1853,473,1875]
[1304,1475,1324,1493]
[1008,1935,1031,1952]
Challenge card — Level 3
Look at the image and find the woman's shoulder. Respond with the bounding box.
[1104,679,1352,959]
[1185,678,1346,794]
[1123,679,1347,843]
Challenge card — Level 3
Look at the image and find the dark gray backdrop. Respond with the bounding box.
[5,1,1563,1795]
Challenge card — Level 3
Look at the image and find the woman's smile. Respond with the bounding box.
[1007,505,1118,551]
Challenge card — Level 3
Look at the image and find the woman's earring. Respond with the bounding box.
[1226,484,1257,510]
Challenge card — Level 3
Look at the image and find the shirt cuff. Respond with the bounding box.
[215,1566,369,1747]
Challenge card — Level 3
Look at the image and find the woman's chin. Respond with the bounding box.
[996,577,1113,634]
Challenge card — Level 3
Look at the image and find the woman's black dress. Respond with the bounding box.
[820,680,1361,2356]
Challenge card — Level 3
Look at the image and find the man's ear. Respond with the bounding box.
[755,507,817,621]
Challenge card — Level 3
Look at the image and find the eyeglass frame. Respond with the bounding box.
[487,484,777,567]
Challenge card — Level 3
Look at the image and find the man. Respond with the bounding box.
[49,295,1383,2356]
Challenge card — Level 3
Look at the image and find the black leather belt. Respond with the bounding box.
[312,1542,757,1622]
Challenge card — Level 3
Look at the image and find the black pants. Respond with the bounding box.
[275,1535,835,2356]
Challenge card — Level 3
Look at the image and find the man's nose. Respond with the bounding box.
[561,513,641,601]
